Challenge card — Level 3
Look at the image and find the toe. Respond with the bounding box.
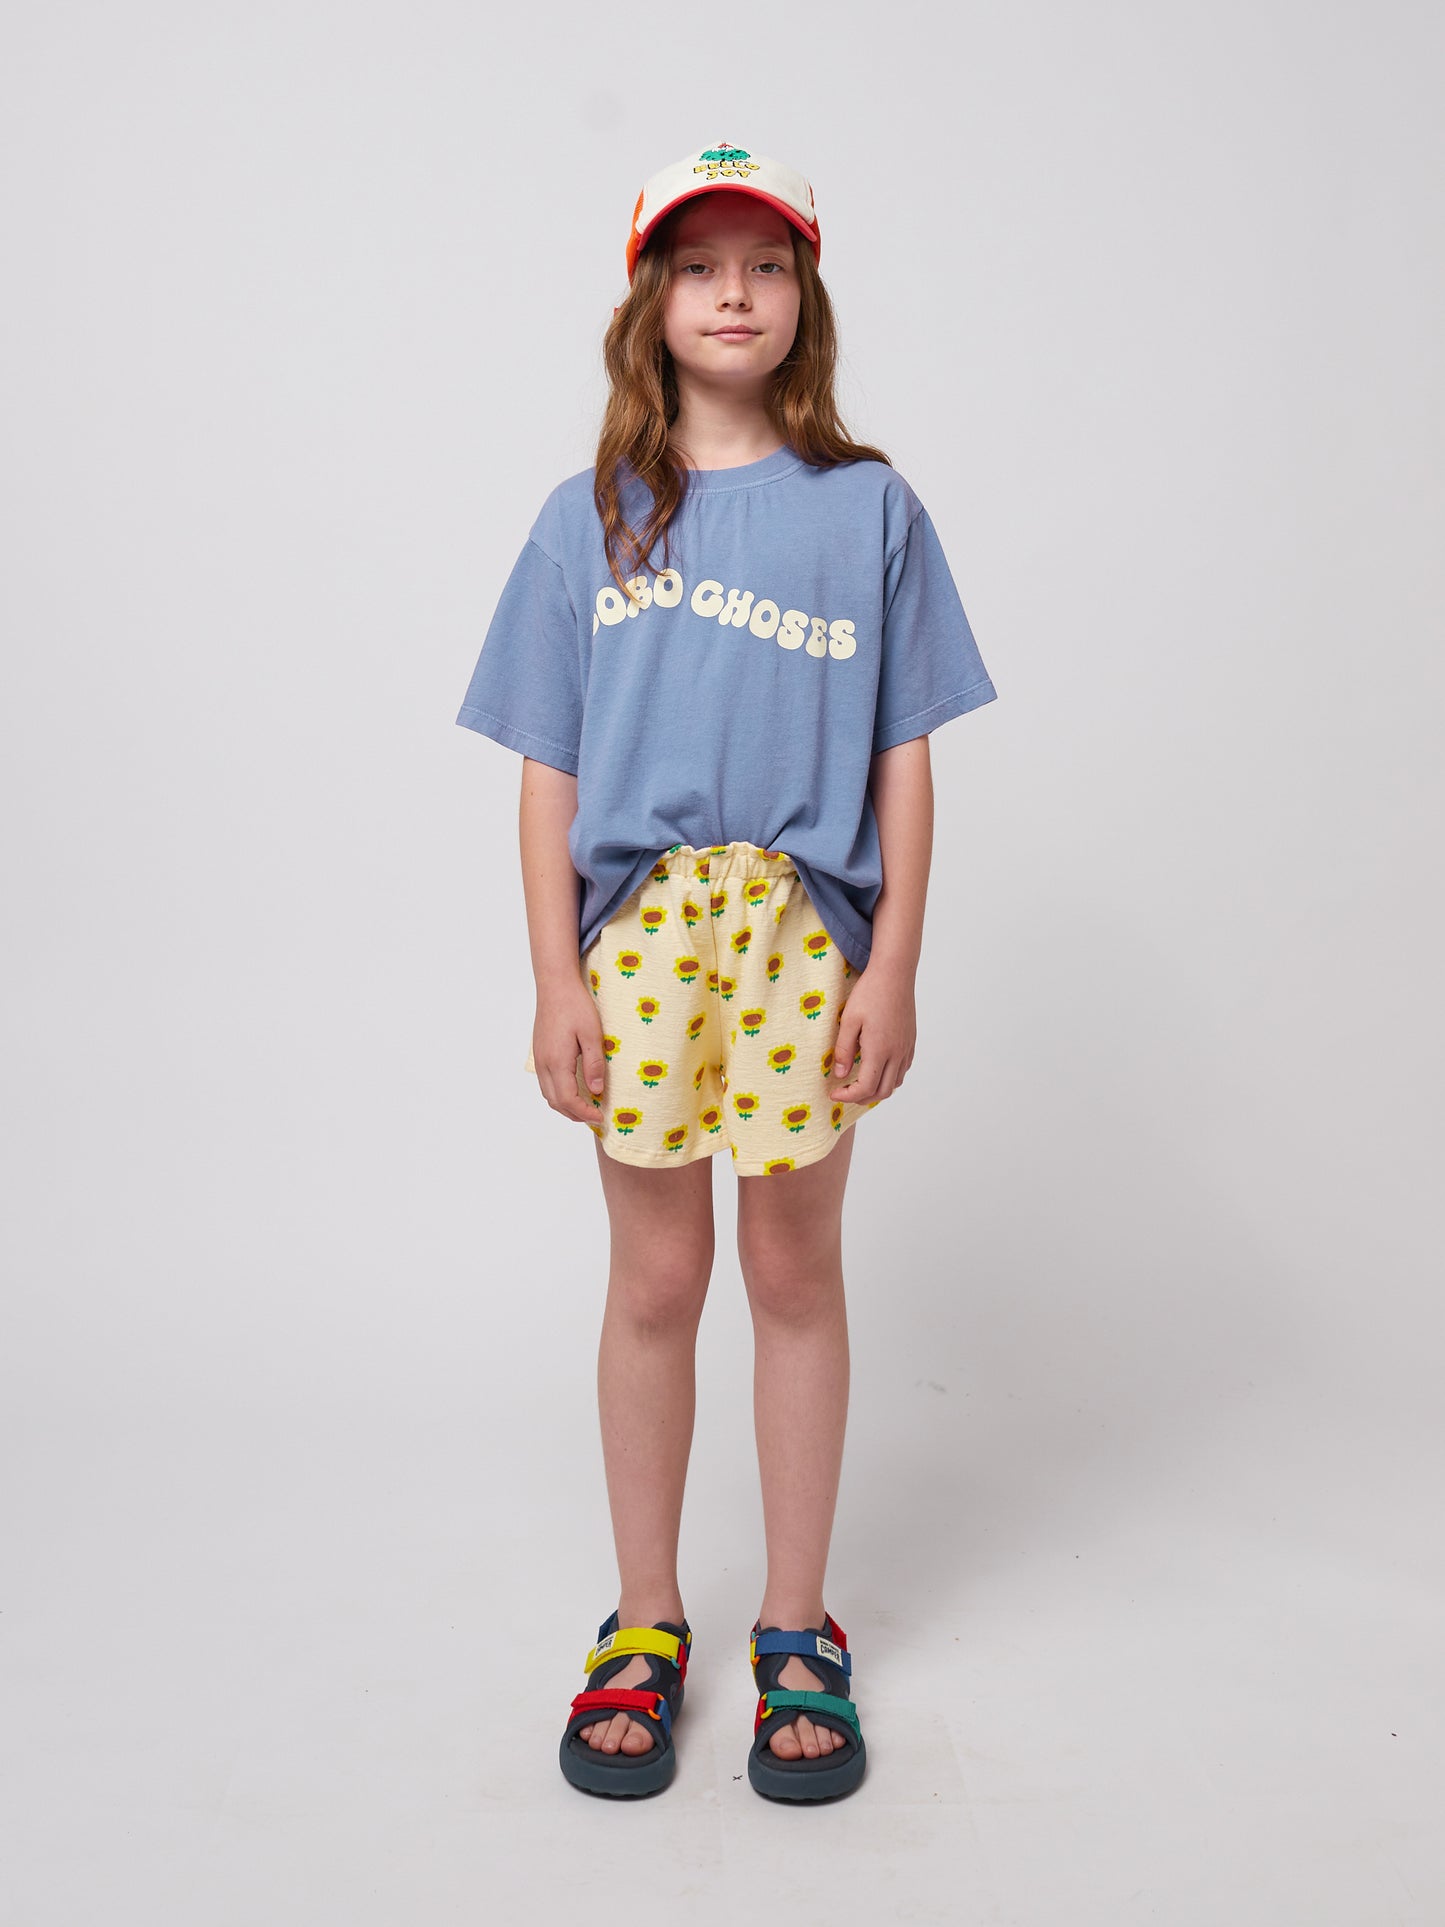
[768,1718,801,1759]
[795,1714,821,1759]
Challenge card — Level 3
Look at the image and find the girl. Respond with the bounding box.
[455,142,998,1801]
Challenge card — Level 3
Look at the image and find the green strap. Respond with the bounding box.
[761,1688,861,1739]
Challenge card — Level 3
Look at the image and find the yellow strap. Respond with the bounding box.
[584,1626,682,1674]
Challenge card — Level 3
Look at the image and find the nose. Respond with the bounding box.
[716,262,751,309]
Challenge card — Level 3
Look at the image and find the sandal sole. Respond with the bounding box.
[748,1734,867,1802]
[559,1731,677,1797]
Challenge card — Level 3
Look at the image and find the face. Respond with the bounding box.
[659,191,802,389]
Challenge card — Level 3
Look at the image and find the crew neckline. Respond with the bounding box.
[677,442,805,491]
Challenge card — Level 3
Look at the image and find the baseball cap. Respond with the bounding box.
[625,142,820,282]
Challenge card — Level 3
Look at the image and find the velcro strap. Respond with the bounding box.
[570,1687,671,1737]
[584,1626,684,1675]
[751,1628,851,1675]
[755,1688,860,1740]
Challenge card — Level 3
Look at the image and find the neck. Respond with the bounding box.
[668,385,782,472]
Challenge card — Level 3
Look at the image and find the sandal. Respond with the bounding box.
[558,1610,692,1797]
[748,1612,867,1801]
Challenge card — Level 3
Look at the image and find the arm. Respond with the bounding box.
[827,736,933,1103]
[518,757,609,1120]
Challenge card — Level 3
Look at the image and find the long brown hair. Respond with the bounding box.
[594,204,891,599]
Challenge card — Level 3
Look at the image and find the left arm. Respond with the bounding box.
[827,737,934,1104]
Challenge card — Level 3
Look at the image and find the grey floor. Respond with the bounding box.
[6,1219,1440,1927]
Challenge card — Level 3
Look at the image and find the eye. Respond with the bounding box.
[756,261,783,274]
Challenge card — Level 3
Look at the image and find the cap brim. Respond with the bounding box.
[627,183,819,281]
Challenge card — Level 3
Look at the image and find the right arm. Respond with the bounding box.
[518,757,609,1121]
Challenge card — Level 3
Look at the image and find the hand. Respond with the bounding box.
[827,962,916,1106]
[532,980,611,1125]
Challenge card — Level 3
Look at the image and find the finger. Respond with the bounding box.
[830,1069,879,1103]
[540,1056,605,1124]
[831,1031,861,1088]
[579,1041,608,1099]
[867,1058,900,1102]
[828,1039,866,1101]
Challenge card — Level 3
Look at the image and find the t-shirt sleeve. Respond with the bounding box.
[454,536,585,775]
[872,506,998,755]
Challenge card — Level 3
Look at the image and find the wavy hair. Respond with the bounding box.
[593,204,891,599]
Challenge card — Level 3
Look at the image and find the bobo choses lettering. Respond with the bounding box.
[594,565,859,660]
[455,442,998,974]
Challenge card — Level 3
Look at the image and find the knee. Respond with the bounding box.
[738,1239,842,1327]
[608,1238,713,1336]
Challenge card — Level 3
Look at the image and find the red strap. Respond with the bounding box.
[570,1687,662,1719]
[825,1614,848,1651]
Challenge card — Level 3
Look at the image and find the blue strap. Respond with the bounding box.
[752,1628,852,1676]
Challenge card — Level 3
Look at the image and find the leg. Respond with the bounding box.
[577,1138,716,1754]
[735,1127,857,1760]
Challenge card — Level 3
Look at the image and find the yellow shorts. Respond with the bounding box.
[523,842,884,1176]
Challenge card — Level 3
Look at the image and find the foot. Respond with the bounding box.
[763,1654,848,1759]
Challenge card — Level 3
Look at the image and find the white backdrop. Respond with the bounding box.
[3,3,1442,1921]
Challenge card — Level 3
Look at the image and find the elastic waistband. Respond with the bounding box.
[653,841,796,882]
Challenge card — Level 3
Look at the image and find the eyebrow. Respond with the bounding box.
[672,236,791,254]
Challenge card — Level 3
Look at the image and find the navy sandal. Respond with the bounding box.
[748,1612,867,1800]
[558,1610,691,1797]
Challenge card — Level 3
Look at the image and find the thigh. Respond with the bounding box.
[580,866,730,1171]
[718,862,882,1178]
[735,1119,856,1275]
[593,1129,717,1272]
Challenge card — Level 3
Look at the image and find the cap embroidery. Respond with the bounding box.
[695,144,759,182]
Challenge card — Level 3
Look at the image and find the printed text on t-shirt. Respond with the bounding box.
[592,566,858,660]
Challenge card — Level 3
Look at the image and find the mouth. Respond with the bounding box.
[709,327,759,339]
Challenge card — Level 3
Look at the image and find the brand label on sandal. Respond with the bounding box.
[594,1633,616,1656]
[815,1636,843,1665]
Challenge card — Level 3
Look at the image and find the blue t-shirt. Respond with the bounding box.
[455,441,998,972]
